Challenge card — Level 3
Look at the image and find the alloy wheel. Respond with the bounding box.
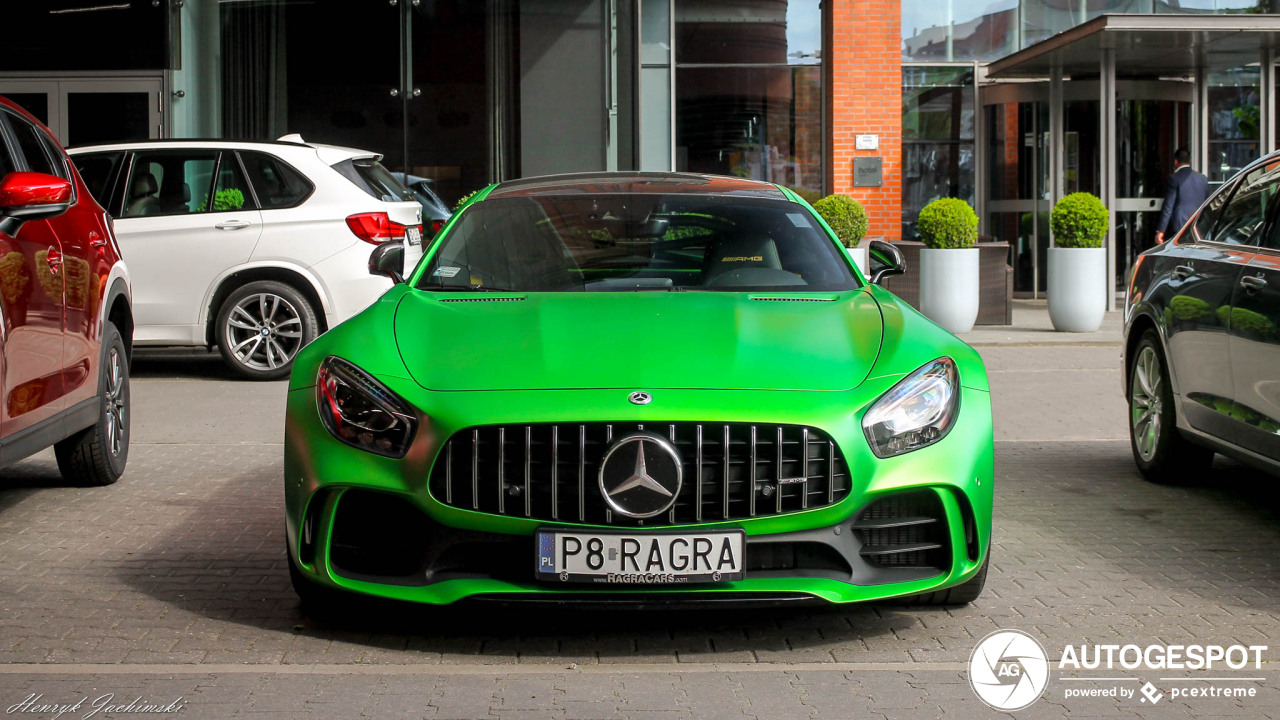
[225,293,305,372]
[1130,345,1163,463]
[105,346,126,457]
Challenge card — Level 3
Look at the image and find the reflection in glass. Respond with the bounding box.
[902,0,1016,62]
[903,69,974,241]
[676,66,823,199]
[676,0,821,65]
[902,0,1271,62]
[1208,67,1261,185]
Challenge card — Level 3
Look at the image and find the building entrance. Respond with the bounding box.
[981,79,1191,297]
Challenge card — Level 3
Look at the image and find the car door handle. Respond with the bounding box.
[45,246,62,275]
[1172,264,1195,279]
[1240,274,1267,291]
[214,220,252,231]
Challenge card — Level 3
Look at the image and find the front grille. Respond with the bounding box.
[851,490,949,571]
[429,422,852,526]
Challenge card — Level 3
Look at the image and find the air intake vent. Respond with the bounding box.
[851,490,949,572]
[437,296,526,303]
[428,422,852,527]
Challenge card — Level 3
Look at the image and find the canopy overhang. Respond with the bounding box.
[987,14,1280,79]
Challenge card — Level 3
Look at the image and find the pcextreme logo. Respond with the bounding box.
[967,630,1268,711]
[968,630,1051,711]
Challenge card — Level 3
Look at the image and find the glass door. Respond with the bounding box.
[0,78,161,145]
[982,83,1050,296]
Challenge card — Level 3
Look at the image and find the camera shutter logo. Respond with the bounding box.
[969,630,1050,711]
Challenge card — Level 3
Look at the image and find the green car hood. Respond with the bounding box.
[393,290,884,392]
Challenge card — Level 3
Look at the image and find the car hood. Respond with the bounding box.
[393,290,884,392]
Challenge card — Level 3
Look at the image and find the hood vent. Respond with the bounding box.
[437,296,527,303]
[750,296,837,303]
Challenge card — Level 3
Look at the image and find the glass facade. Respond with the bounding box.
[902,0,1273,62]
[1208,67,1262,184]
[674,0,823,201]
[902,67,975,240]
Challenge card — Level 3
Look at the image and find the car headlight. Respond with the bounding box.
[862,357,959,458]
[316,356,417,458]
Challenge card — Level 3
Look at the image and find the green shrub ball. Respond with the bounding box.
[813,194,869,248]
[917,198,978,249]
[1050,192,1108,248]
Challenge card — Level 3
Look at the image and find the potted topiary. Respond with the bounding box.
[812,194,869,274]
[917,197,980,333]
[1047,192,1108,332]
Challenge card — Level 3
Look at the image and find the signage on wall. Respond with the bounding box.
[854,157,882,187]
[856,134,879,150]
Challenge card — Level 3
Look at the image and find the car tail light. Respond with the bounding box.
[346,212,413,245]
[431,219,445,234]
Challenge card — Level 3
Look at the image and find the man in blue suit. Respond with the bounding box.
[1154,147,1209,245]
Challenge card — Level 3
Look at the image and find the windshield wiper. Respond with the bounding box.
[421,284,514,292]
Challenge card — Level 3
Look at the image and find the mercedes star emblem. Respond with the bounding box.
[597,433,683,518]
[629,391,652,405]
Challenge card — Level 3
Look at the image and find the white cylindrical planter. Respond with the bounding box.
[1047,246,1106,332]
[845,246,868,276]
[919,248,980,334]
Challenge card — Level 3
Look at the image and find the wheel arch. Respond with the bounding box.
[101,275,133,362]
[204,265,330,347]
[1124,310,1165,397]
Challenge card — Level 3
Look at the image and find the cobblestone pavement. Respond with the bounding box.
[0,349,1276,719]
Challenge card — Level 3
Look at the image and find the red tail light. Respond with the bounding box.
[346,212,408,245]
[432,219,445,233]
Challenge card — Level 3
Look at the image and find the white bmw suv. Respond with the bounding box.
[69,137,423,379]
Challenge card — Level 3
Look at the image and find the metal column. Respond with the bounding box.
[1049,65,1064,241]
[1101,48,1117,311]
[1263,47,1276,156]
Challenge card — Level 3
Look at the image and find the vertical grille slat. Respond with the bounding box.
[498,427,506,514]
[524,426,532,518]
[551,426,560,521]
[431,422,852,526]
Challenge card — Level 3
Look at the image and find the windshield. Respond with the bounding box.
[415,194,857,292]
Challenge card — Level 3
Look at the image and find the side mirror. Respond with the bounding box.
[369,240,405,284]
[868,239,906,285]
[0,172,73,231]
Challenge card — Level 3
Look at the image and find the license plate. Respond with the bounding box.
[406,225,422,246]
[535,530,745,585]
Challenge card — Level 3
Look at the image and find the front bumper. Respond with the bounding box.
[284,380,994,605]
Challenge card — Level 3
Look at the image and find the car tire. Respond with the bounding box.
[1128,329,1213,484]
[901,550,989,606]
[287,546,358,617]
[216,280,318,381]
[54,321,129,486]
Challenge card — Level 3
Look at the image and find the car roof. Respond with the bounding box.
[484,172,789,200]
[66,136,382,165]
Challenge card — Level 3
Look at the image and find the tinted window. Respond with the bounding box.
[6,111,57,176]
[1190,186,1230,243]
[1211,162,1280,247]
[417,194,856,293]
[124,151,217,218]
[333,158,415,202]
[73,152,125,206]
[240,152,312,209]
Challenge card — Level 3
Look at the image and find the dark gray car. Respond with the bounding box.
[1123,151,1280,482]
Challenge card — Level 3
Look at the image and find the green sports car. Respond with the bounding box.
[284,173,993,609]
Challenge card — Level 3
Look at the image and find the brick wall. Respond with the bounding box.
[827,0,902,241]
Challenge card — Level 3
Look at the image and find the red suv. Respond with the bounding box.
[0,96,133,485]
